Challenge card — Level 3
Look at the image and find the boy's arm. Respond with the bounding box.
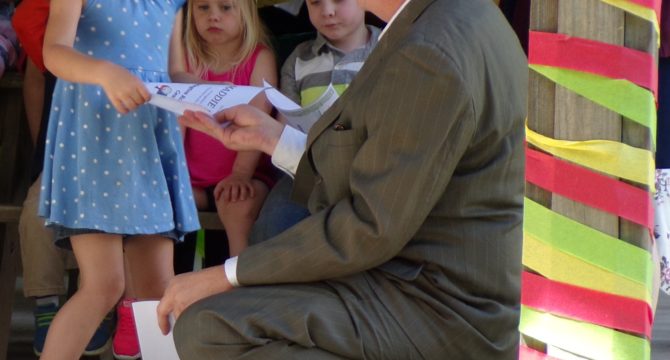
[279,46,302,104]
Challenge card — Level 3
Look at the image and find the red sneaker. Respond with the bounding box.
[112,298,140,360]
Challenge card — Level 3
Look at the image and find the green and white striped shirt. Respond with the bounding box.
[280,25,381,109]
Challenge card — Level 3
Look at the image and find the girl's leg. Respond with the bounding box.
[216,180,269,257]
[123,235,175,298]
[40,233,125,360]
[192,186,209,210]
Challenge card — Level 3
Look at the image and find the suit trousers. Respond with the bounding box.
[173,271,426,360]
[19,176,77,298]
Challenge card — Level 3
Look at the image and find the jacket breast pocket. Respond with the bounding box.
[310,126,366,203]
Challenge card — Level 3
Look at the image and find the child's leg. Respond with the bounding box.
[112,235,173,359]
[192,186,209,210]
[216,180,269,257]
[123,235,174,298]
[40,233,124,360]
[22,58,45,146]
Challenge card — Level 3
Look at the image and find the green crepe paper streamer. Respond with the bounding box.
[196,229,205,259]
[530,64,656,145]
[524,198,653,288]
[520,306,650,360]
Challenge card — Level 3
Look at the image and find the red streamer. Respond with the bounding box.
[521,271,653,338]
[525,146,653,233]
[628,0,662,25]
[528,31,657,98]
[519,345,561,360]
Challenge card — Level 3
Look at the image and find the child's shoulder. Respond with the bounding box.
[284,35,323,64]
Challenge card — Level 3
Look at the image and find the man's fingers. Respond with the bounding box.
[156,298,172,335]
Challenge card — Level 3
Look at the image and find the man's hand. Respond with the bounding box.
[178,105,285,155]
[157,266,233,335]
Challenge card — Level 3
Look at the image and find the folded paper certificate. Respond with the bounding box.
[146,81,338,133]
[146,82,267,116]
[131,300,180,360]
[264,80,339,133]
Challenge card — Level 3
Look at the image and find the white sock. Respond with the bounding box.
[35,295,59,308]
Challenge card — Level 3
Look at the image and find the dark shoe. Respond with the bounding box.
[84,311,114,356]
[33,303,58,356]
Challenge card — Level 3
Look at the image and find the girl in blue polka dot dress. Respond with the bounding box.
[38,0,199,358]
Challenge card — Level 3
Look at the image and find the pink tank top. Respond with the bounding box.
[184,46,275,188]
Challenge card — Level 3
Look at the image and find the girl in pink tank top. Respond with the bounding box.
[173,0,278,257]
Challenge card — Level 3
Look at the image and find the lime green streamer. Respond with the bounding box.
[196,229,205,259]
[530,65,656,145]
[520,306,650,360]
[600,0,660,41]
[524,198,653,287]
[526,125,655,189]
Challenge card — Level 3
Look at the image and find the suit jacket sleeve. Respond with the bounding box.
[237,38,477,285]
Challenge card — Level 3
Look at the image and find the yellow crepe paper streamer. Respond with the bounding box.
[525,125,655,190]
[524,198,653,287]
[523,233,652,304]
[530,65,656,144]
[520,306,650,360]
[600,0,660,41]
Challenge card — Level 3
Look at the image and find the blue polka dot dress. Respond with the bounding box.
[38,0,200,245]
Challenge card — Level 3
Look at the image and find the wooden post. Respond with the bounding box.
[525,0,657,357]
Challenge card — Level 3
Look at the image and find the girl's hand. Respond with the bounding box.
[214,174,256,203]
[99,62,151,114]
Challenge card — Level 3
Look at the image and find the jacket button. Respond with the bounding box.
[333,123,346,130]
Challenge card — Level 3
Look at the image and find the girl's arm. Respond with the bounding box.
[44,0,150,113]
[215,149,263,202]
[249,47,278,115]
[224,47,278,193]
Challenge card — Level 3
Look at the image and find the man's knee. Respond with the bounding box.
[173,301,205,359]
[173,296,247,359]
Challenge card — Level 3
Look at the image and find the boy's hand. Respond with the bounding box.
[99,62,150,114]
[214,174,256,203]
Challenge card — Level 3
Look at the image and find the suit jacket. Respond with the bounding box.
[238,0,528,357]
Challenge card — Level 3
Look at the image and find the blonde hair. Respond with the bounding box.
[184,0,270,80]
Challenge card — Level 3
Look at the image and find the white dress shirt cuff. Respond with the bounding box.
[224,256,239,287]
[271,125,307,177]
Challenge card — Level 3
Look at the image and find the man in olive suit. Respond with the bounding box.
[159,0,528,358]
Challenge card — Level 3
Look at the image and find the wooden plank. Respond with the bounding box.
[527,0,558,208]
[0,223,19,360]
[197,211,225,231]
[0,72,23,90]
[0,205,21,223]
[552,0,623,237]
[0,86,32,205]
